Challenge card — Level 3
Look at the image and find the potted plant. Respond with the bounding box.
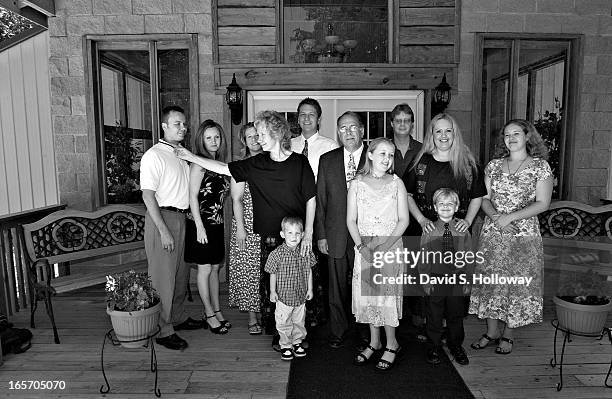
[105,270,161,348]
[553,269,612,335]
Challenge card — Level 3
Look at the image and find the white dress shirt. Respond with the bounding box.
[291,132,338,181]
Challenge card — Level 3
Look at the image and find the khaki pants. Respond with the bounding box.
[144,211,189,338]
[275,300,306,349]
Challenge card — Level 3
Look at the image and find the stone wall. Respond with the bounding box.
[449,0,612,204]
[48,0,222,209]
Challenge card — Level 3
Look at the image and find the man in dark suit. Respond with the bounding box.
[316,111,368,349]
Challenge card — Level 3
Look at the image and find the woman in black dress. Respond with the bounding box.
[184,120,230,334]
[176,111,316,350]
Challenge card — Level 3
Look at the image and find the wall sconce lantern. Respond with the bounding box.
[432,73,451,116]
[226,73,243,125]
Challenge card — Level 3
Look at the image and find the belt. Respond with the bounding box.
[160,206,189,213]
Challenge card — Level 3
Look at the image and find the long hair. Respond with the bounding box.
[193,119,227,162]
[254,110,292,151]
[358,137,395,176]
[239,122,258,158]
[493,119,549,160]
[411,113,477,182]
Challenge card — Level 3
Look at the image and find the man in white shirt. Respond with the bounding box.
[140,106,202,351]
[291,98,338,181]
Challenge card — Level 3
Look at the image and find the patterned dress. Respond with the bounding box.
[351,175,404,327]
[468,158,552,328]
[228,183,261,313]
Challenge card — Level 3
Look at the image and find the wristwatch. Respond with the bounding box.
[356,243,366,251]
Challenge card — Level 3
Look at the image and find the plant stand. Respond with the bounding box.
[550,319,612,391]
[99,326,161,397]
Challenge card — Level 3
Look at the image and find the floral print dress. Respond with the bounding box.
[468,158,552,328]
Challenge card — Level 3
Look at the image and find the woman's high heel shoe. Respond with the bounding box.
[204,315,228,334]
[214,310,232,329]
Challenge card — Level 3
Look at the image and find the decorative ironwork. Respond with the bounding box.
[51,219,88,252]
[546,209,582,238]
[107,213,138,243]
[539,206,612,242]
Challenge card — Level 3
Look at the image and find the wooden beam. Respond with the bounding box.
[18,0,55,16]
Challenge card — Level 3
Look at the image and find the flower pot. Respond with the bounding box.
[106,302,161,348]
[553,296,612,335]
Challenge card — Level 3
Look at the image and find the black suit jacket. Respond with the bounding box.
[315,145,367,258]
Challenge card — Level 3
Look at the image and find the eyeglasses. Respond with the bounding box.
[393,119,412,125]
[338,125,360,134]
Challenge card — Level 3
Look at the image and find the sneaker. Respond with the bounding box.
[449,345,469,365]
[281,348,294,361]
[426,347,441,365]
[293,343,307,358]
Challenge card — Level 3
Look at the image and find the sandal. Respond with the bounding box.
[204,314,228,335]
[470,333,500,350]
[248,322,262,335]
[214,310,232,329]
[375,346,402,371]
[353,345,381,366]
[495,337,514,355]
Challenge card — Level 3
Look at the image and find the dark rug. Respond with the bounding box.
[287,322,475,399]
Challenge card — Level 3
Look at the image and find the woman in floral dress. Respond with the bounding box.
[469,119,553,354]
[184,120,230,334]
[228,123,264,334]
[347,138,409,371]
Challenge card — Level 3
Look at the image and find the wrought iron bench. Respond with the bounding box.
[538,201,612,278]
[19,205,147,344]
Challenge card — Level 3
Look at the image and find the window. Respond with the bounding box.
[86,35,198,206]
[282,0,390,64]
[475,36,579,198]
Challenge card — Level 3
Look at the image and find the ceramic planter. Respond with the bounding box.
[553,296,612,335]
[106,302,161,348]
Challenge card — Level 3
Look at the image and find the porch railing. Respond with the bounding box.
[0,205,66,317]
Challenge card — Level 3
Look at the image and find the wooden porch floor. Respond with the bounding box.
[1,286,611,399]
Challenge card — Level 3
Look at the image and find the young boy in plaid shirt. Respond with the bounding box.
[265,216,316,361]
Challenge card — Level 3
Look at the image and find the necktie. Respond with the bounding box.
[302,139,308,158]
[443,223,454,252]
[346,153,356,182]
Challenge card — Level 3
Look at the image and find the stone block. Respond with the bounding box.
[66,15,105,35]
[199,93,224,114]
[184,13,211,33]
[49,15,67,37]
[572,186,588,203]
[133,0,171,15]
[197,34,213,56]
[199,73,215,92]
[56,0,92,15]
[600,16,612,35]
[593,130,612,147]
[55,154,73,173]
[60,191,93,210]
[591,150,611,168]
[49,57,69,77]
[457,69,473,92]
[460,33,474,55]
[58,172,77,193]
[77,173,91,192]
[49,36,83,57]
[597,56,612,75]
[74,154,91,173]
[582,75,611,94]
[575,149,591,168]
[173,0,208,13]
[53,115,88,135]
[500,0,535,13]
[585,36,612,55]
[486,14,525,33]
[75,135,89,153]
[595,95,612,112]
[583,56,597,75]
[580,93,597,111]
[561,16,599,35]
[52,96,72,115]
[574,168,608,186]
[536,0,574,13]
[575,0,612,15]
[93,0,132,15]
[104,15,145,34]
[460,13,487,32]
[588,186,607,204]
[447,91,472,111]
[68,57,84,76]
[71,95,87,115]
[574,126,593,148]
[462,0,499,13]
[55,135,75,153]
[524,15,564,33]
[144,15,184,34]
[51,76,86,96]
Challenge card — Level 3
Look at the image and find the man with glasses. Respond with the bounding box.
[316,111,369,350]
[390,103,422,177]
[291,97,338,181]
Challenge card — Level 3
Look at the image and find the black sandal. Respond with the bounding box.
[353,345,381,366]
[214,310,232,329]
[470,333,499,350]
[375,346,402,371]
[204,315,228,335]
[495,337,514,355]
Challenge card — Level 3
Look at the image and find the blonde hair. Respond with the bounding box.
[358,138,395,176]
[254,110,291,151]
[433,188,460,207]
